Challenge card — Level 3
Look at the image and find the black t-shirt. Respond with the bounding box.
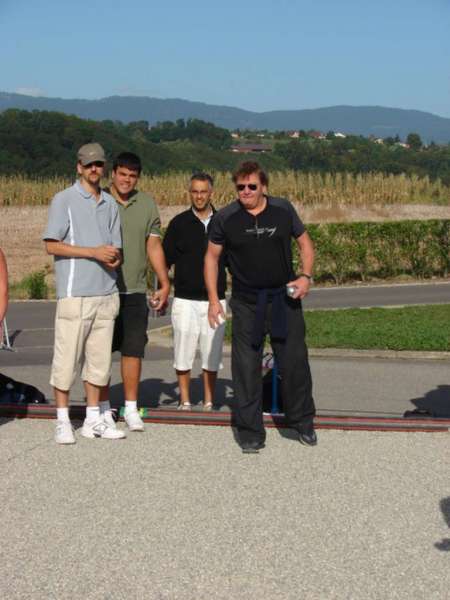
[209,196,305,299]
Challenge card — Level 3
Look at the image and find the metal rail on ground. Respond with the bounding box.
[0,403,448,433]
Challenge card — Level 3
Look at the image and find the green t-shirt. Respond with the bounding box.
[107,189,162,293]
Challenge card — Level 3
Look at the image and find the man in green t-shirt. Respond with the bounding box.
[100,152,170,431]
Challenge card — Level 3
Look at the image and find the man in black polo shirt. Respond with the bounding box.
[163,173,227,410]
[205,161,316,453]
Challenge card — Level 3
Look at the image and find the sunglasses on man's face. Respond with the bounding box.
[236,183,258,191]
[84,161,105,169]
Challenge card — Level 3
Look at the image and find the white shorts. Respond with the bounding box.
[50,293,120,390]
[171,297,226,371]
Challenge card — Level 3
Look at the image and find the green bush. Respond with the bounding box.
[23,270,48,299]
[301,219,450,283]
[160,218,450,285]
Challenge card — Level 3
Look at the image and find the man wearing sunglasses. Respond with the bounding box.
[43,143,125,444]
[205,161,316,453]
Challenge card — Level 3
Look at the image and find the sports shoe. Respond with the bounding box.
[55,421,76,445]
[102,409,118,429]
[81,418,126,440]
[124,409,145,432]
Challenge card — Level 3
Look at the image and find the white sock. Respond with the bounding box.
[57,407,70,423]
[100,400,111,414]
[86,406,100,422]
[125,400,138,414]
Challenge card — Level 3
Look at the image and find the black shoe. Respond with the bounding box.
[241,440,265,454]
[298,425,317,447]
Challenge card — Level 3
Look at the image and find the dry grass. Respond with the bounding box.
[1,171,449,207]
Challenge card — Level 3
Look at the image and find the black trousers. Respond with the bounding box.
[230,295,316,444]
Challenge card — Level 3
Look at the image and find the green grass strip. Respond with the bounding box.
[226,304,450,351]
[305,304,450,351]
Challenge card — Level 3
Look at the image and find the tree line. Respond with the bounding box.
[0,109,449,184]
[275,135,450,185]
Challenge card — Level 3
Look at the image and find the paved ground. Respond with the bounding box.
[6,280,450,331]
[1,419,450,600]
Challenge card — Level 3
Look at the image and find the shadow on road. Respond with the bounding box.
[435,497,450,551]
[109,376,235,411]
[408,385,450,418]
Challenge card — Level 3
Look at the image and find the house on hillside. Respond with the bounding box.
[334,132,346,138]
[231,144,272,153]
[308,130,325,140]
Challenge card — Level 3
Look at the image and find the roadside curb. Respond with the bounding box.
[308,348,450,361]
[148,326,450,361]
[1,403,449,433]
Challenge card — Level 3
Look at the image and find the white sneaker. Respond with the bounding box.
[81,418,126,440]
[124,409,145,432]
[55,421,76,445]
[102,409,117,429]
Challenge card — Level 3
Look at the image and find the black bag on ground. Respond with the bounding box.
[262,368,284,414]
[0,373,47,404]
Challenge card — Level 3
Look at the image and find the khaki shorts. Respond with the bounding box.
[50,293,120,390]
[171,297,226,371]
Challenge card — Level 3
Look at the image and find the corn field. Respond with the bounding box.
[0,171,448,207]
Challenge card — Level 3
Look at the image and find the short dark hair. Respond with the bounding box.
[190,172,214,187]
[232,161,269,187]
[113,152,142,175]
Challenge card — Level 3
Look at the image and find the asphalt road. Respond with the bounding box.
[2,281,449,366]
[2,281,449,418]
[5,281,450,333]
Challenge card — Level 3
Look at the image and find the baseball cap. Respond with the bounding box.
[77,143,106,166]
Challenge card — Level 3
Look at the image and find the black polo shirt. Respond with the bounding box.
[209,196,305,299]
[163,208,227,301]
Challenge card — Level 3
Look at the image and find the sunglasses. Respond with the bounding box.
[83,161,105,169]
[236,183,258,191]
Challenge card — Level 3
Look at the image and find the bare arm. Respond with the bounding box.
[287,231,315,300]
[204,241,225,328]
[0,249,8,325]
[147,235,170,310]
[45,240,120,265]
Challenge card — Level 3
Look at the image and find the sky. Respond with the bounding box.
[1,0,449,117]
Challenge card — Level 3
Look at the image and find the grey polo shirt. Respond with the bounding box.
[43,181,122,299]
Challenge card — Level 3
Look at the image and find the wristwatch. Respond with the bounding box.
[299,273,313,283]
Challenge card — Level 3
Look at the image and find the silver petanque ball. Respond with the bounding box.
[286,285,297,298]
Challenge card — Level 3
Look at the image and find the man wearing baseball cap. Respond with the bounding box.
[43,143,126,444]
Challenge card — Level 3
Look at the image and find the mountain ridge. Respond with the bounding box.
[1,92,449,143]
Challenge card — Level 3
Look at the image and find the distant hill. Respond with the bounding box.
[1,92,450,143]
